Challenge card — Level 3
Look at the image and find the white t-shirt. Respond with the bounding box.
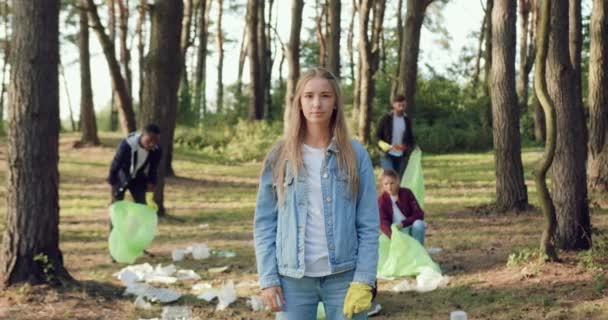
[135,144,149,174]
[302,144,331,277]
[390,195,407,224]
[388,115,406,157]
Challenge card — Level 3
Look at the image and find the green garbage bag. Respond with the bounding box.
[377,225,440,278]
[401,147,425,209]
[316,302,326,320]
[108,200,158,263]
[108,229,142,263]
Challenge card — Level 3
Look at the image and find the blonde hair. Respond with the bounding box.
[270,67,359,203]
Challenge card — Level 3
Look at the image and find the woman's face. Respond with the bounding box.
[300,77,336,127]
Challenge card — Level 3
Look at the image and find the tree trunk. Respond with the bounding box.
[516,0,531,113]
[471,11,485,96]
[0,0,73,287]
[569,0,582,114]
[140,0,183,217]
[117,0,132,100]
[247,0,263,120]
[327,0,341,77]
[216,0,224,113]
[547,0,591,250]
[535,0,558,262]
[347,0,357,84]
[490,0,529,212]
[283,0,304,128]
[588,0,608,207]
[194,0,211,119]
[257,0,270,118]
[0,0,8,134]
[482,0,494,131]
[177,0,193,121]
[87,0,136,133]
[236,26,247,96]
[79,0,100,146]
[315,0,327,67]
[532,0,546,142]
[396,0,431,110]
[136,0,146,108]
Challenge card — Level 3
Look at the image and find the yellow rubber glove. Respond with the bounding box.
[145,192,158,211]
[343,282,373,319]
[378,140,391,152]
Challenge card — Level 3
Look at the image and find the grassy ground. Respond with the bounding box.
[0,132,606,320]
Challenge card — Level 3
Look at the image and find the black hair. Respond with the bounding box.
[382,169,399,180]
[144,123,161,135]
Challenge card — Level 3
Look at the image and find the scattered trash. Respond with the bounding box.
[450,310,468,320]
[236,280,258,288]
[198,224,209,229]
[415,267,450,293]
[216,281,237,311]
[191,244,211,260]
[134,296,152,310]
[247,295,266,311]
[171,249,186,262]
[191,282,213,295]
[161,306,192,320]
[125,283,182,303]
[197,290,218,302]
[391,279,416,292]
[175,269,201,281]
[426,247,443,255]
[208,266,230,273]
[212,250,236,258]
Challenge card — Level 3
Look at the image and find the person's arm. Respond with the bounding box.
[378,196,393,238]
[405,116,415,148]
[253,156,281,289]
[401,189,424,227]
[147,147,162,186]
[353,146,380,286]
[108,141,131,187]
[376,115,392,152]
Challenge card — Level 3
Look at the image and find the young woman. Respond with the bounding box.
[254,68,379,320]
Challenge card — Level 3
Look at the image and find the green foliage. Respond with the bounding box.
[33,253,55,282]
[174,119,282,163]
[507,247,547,267]
[592,272,606,295]
[578,229,608,271]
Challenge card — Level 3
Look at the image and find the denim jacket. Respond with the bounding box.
[254,139,379,289]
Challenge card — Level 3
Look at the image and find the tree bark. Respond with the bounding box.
[347,0,357,84]
[547,0,591,250]
[139,0,183,217]
[588,0,608,207]
[535,0,558,262]
[178,0,193,119]
[216,0,224,113]
[315,0,327,67]
[569,0,582,115]
[327,0,341,77]
[247,0,263,120]
[0,0,8,134]
[257,0,270,118]
[396,0,431,110]
[87,0,136,133]
[490,0,529,212]
[194,0,211,119]
[79,0,100,145]
[117,0,132,99]
[0,0,73,287]
[136,0,146,108]
[516,0,531,113]
[357,0,385,144]
[471,10,485,96]
[236,26,247,96]
[283,0,303,127]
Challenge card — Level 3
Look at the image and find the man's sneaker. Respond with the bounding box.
[368,302,382,317]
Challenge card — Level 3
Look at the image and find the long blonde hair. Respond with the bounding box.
[271,67,359,202]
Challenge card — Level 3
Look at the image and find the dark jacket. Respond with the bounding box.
[376,112,415,151]
[378,188,424,238]
[107,132,162,190]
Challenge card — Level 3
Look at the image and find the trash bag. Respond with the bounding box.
[377,225,440,278]
[108,200,158,263]
[317,302,326,320]
[401,147,425,209]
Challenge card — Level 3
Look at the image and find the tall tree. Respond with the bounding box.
[283,0,304,127]
[140,0,183,216]
[357,0,386,144]
[490,0,529,211]
[108,0,118,130]
[257,0,270,117]
[194,0,211,119]
[236,26,247,96]
[0,0,9,134]
[87,0,136,133]
[535,0,558,261]
[395,0,433,109]
[79,0,100,146]
[215,0,224,112]
[569,0,582,113]
[516,0,533,113]
[117,0,132,99]
[327,0,341,77]
[347,0,357,84]
[0,0,73,286]
[247,0,263,120]
[546,0,591,250]
[315,0,327,67]
[588,0,608,206]
[136,0,147,107]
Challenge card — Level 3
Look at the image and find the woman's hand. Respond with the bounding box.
[261,286,285,312]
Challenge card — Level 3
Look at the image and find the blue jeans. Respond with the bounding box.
[276,270,368,320]
[401,219,426,245]
[380,153,408,178]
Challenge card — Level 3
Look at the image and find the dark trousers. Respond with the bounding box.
[380,152,409,178]
[109,176,147,233]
